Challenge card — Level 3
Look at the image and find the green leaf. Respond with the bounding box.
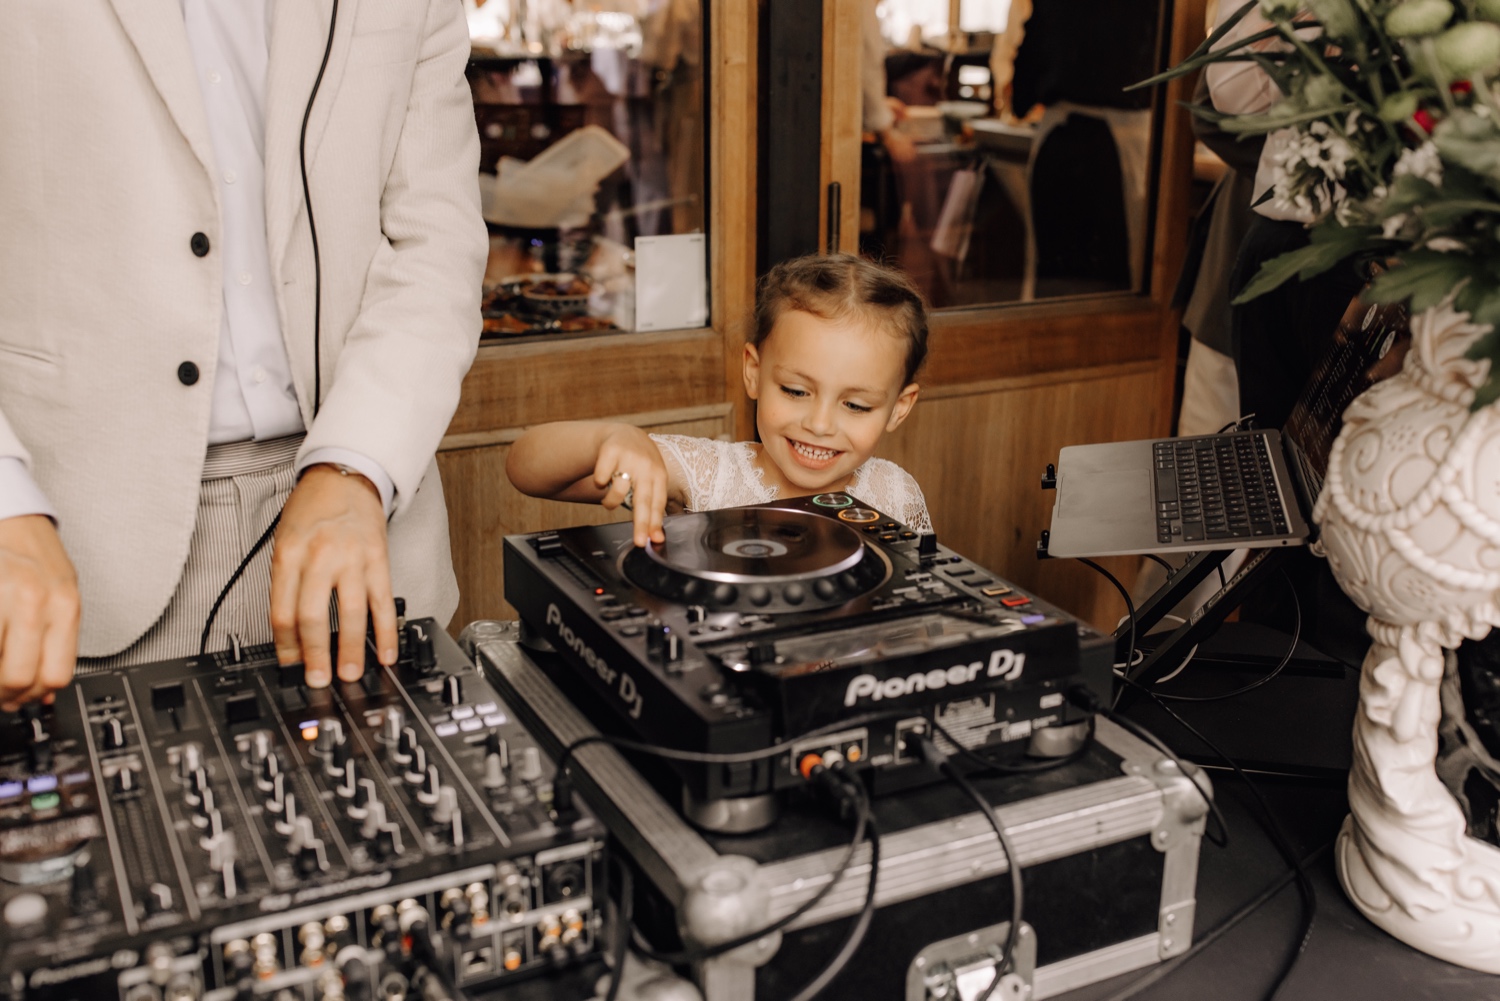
[1231,225,1381,302]
[1366,249,1485,311]
[1130,25,1293,90]
[1433,109,1500,186]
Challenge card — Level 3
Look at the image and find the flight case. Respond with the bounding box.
[465,624,1209,1000]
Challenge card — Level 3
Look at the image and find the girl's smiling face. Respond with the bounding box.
[743,309,919,495]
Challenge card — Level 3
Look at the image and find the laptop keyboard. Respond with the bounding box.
[1153,434,1290,544]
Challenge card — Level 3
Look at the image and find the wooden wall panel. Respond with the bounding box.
[438,411,734,631]
[875,363,1165,631]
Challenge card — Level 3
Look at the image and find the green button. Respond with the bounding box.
[30,792,60,812]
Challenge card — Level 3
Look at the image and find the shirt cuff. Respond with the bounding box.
[297,448,397,517]
[0,457,59,523]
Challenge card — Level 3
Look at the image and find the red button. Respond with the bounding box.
[1001,596,1032,608]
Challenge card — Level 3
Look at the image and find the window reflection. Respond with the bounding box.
[861,0,1162,308]
[466,0,705,339]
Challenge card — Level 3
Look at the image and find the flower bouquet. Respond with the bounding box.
[1147,0,1500,406]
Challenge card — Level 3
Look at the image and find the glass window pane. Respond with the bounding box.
[861,0,1163,309]
[467,1,706,338]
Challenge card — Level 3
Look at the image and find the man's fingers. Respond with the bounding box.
[38,606,77,692]
[269,540,305,667]
[367,569,398,667]
[296,560,337,688]
[335,577,368,683]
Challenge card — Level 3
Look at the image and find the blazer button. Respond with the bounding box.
[177,362,200,386]
[190,232,210,257]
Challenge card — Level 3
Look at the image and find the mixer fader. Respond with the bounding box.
[1,610,605,1001]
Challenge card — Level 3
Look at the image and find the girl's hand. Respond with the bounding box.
[591,427,669,547]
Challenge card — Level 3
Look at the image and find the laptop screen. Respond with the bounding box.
[1281,293,1410,504]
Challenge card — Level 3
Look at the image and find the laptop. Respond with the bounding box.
[1046,296,1410,558]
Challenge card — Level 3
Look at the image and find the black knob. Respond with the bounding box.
[326,738,352,777]
[918,532,938,558]
[419,765,441,804]
[71,863,97,908]
[185,767,209,806]
[375,825,401,860]
[257,753,280,791]
[395,726,417,765]
[813,579,838,601]
[395,597,407,620]
[351,778,377,816]
[101,717,126,750]
[335,758,357,799]
[711,583,737,605]
[442,675,463,707]
[407,623,437,673]
[405,745,428,785]
[838,572,859,592]
[749,642,778,666]
[747,584,771,607]
[783,583,806,605]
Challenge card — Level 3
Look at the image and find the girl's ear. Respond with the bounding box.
[742,343,762,400]
[886,383,920,432]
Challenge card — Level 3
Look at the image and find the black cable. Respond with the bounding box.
[1088,680,1316,1001]
[200,0,338,652]
[1077,557,1137,710]
[1154,570,1301,703]
[917,737,1022,1001]
[603,855,633,1001]
[300,0,340,418]
[1143,553,1175,573]
[200,513,281,654]
[627,767,872,966]
[785,772,879,1001]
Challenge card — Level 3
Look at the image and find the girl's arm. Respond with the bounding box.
[506,421,678,546]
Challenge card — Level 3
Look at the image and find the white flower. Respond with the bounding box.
[1383,213,1410,238]
[1426,237,1469,251]
[1393,142,1444,186]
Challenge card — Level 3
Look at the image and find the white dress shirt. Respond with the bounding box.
[0,0,395,521]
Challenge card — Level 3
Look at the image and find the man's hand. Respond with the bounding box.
[0,516,79,711]
[270,465,397,688]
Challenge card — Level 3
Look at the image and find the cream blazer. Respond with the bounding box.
[0,0,486,656]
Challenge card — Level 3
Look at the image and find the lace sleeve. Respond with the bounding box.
[853,457,934,533]
[649,434,727,512]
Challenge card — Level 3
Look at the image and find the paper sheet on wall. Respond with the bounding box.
[634,234,708,332]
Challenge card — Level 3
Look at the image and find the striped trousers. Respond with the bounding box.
[77,435,302,673]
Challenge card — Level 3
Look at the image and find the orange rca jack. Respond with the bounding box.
[798,753,824,780]
[846,744,862,764]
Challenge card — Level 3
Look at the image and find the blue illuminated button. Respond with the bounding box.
[26,776,58,794]
[62,771,91,787]
[0,781,22,801]
[1021,614,1046,625]
[30,792,61,812]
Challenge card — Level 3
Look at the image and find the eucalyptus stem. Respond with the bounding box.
[1419,36,1458,112]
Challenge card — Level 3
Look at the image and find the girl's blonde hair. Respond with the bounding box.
[752,254,929,385]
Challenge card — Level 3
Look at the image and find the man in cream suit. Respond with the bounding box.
[0,0,486,707]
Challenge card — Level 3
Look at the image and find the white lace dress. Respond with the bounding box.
[650,434,934,532]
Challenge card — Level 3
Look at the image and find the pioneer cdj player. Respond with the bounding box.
[0,610,605,1001]
[503,495,1112,825]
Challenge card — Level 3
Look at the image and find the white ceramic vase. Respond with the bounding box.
[1314,299,1500,970]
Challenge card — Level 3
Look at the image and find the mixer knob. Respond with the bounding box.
[185,767,210,807]
[256,753,281,792]
[393,726,417,766]
[176,741,204,781]
[516,746,543,783]
[113,767,138,796]
[442,674,463,707]
[404,745,427,786]
[416,765,441,806]
[408,622,437,674]
[101,716,126,750]
[26,711,53,773]
[359,799,389,841]
[198,806,225,846]
[325,737,352,778]
[249,730,273,765]
[685,604,707,624]
[383,707,405,745]
[290,816,327,876]
[265,772,287,814]
[482,749,507,790]
[664,630,682,662]
[274,791,299,836]
[220,858,240,901]
[431,784,458,826]
[349,778,378,820]
[145,883,174,915]
[191,787,217,828]
[335,758,358,799]
[314,718,343,754]
[374,823,403,860]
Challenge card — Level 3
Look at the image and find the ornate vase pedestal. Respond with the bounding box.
[1316,301,1500,971]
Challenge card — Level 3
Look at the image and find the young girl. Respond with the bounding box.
[506,253,932,546]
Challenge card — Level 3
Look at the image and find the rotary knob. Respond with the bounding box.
[256,753,281,792]
[407,622,437,674]
[349,778,378,820]
[441,675,463,707]
[335,758,358,799]
[325,738,351,778]
[314,718,343,754]
[515,746,543,783]
[383,707,405,745]
[184,767,210,808]
[274,790,300,836]
[264,772,287,814]
[685,604,707,624]
[404,745,427,786]
[393,726,417,766]
[176,742,204,781]
[416,765,441,807]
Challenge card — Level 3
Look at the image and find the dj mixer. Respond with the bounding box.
[0,611,605,1001]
